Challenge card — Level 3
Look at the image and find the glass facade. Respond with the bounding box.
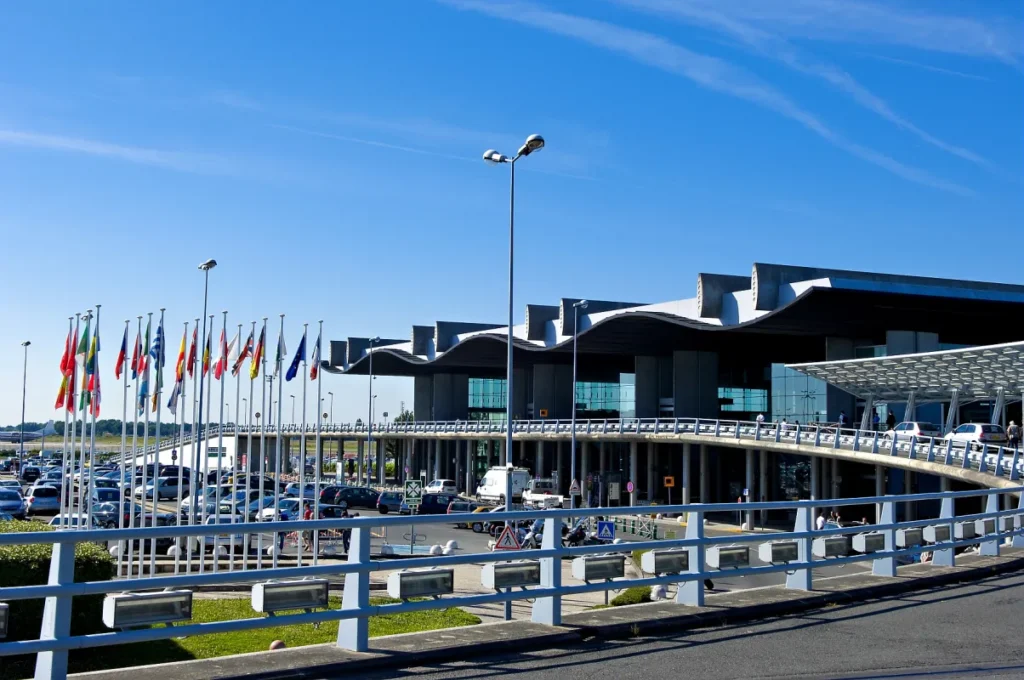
[771,364,828,423]
[576,373,635,419]
[468,378,506,410]
[718,387,768,413]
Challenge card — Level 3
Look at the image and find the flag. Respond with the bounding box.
[202,331,212,376]
[167,379,182,416]
[77,319,92,411]
[174,328,187,382]
[187,326,197,378]
[310,330,321,380]
[273,328,287,377]
[130,327,142,380]
[232,330,253,377]
[285,330,306,382]
[80,327,99,413]
[214,326,228,380]
[55,375,69,409]
[250,326,265,380]
[76,317,91,368]
[115,326,127,380]
[138,319,151,414]
[88,329,101,417]
[55,328,72,409]
[150,320,165,413]
[65,325,78,413]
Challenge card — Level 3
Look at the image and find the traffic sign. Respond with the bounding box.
[171,450,177,462]
[404,480,423,506]
[626,481,634,494]
[493,525,521,550]
[664,476,676,488]
[596,521,615,541]
[569,479,581,496]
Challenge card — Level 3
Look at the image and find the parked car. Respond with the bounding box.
[475,467,531,504]
[92,501,145,529]
[448,499,484,528]
[332,486,381,510]
[245,497,277,522]
[319,485,346,504]
[259,498,312,522]
[92,477,120,490]
[0,489,26,519]
[376,491,406,515]
[217,489,263,516]
[48,513,101,529]
[284,482,320,499]
[415,493,459,515]
[91,488,122,505]
[424,479,457,495]
[19,465,41,484]
[135,476,190,501]
[0,512,13,521]
[944,423,1008,450]
[178,514,251,554]
[882,422,943,444]
[0,479,23,494]
[181,485,232,515]
[24,485,61,516]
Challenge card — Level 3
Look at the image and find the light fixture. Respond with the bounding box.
[252,579,329,613]
[518,134,545,156]
[640,549,689,575]
[102,590,193,628]
[387,569,454,600]
[954,522,976,540]
[975,518,996,536]
[706,545,750,569]
[757,541,799,564]
[198,259,218,271]
[812,535,851,558]
[852,532,886,554]
[923,525,951,544]
[571,555,625,581]
[482,561,542,589]
[895,528,923,548]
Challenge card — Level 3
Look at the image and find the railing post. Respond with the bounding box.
[1010,449,1021,481]
[907,435,917,460]
[1013,493,1024,549]
[926,438,936,463]
[872,430,879,454]
[635,419,641,434]
[944,439,954,466]
[676,509,705,607]
[980,493,1000,557]
[34,541,76,680]
[993,447,1004,477]
[337,526,371,652]
[889,434,898,457]
[531,517,562,625]
[673,418,679,434]
[754,422,761,442]
[813,427,821,447]
[794,424,802,446]
[961,443,971,469]
[775,423,782,444]
[734,421,741,440]
[872,500,897,577]
[978,444,989,474]
[833,427,841,450]
[853,429,860,452]
[932,495,955,567]
[714,420,721,437]
[786,506,813,591]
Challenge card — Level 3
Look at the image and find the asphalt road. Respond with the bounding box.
[353,571,1024,680]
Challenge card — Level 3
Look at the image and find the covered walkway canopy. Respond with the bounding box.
[787,341,1024,431]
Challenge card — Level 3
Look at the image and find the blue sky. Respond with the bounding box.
[1,1,1022,427]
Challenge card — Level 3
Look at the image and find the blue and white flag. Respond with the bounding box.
[285,330,306,382]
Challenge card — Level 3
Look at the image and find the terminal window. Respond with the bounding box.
[771,364,827,423]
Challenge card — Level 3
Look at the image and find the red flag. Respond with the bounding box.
[114,326,127,380]
[175,328,187,382]
[187,326,197,378]
[214,327,228,380]
[88,369,101,418]
[55,375,68,409]
[58,328,72,376]
[130,328,141,379]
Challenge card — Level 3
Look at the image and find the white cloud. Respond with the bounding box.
[615,0,990,169]
[441,0,974,196]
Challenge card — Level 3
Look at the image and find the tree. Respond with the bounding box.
[393,408,414,423]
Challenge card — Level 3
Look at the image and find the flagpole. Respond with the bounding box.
[298,323,308,568]
[115,319,129,576]
[138,312,151,578]
[231,321,242,571]
[313,320,323,565]
[75,309,92,532]
[187,317,200,574]
[86,304,101,531]
[257,317,268,569]
[244,320,255,572]
[149,308,165,577]
[59,316,72,530]
[62,313,80,530]
[214,310,228,572]
[201,313,213,574]
[273,314,285,569]
[174,321,188,576]
[127,316,141,575]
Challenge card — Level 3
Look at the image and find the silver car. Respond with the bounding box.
[0,489,26,519]
[25,485,61,516]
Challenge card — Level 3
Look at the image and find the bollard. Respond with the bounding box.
[531,517,562,625]
[337,527,371,652]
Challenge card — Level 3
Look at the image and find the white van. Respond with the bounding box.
[475,467,531,504]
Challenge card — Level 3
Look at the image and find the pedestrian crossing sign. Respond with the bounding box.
[569,479,581,496]
[494,525,521,550]
[596,520,615,541]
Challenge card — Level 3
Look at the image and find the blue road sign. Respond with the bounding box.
[596,520,615,541]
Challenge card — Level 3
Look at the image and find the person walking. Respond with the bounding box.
[1008,420,1021,451]
[886,411,896,430]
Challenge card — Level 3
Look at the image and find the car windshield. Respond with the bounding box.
[982,425,1004,433]
[916,423,941,431]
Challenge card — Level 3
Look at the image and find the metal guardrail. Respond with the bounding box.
[1,487,1023,679]
[125,418,1024,484]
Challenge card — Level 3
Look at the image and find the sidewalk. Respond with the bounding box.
[76,548,1024,680]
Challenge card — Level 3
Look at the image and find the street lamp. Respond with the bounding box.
[570,300,588,510]
[482,134,544,509]
[19,341,30,469]
[484,134,544,624]
[366,337,380,486]
[195,259,217,482]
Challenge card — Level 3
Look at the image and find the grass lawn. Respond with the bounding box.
[0,596,480,679]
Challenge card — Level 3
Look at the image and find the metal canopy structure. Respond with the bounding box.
[787,341,1024,404]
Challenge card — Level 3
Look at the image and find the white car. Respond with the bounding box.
[48,513,101,529]
[425,479,458,495]
[944,423,1008,450]
[882,422,943,444]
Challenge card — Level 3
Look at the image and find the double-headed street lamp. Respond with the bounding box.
[19,341,30,469]
[195,259,217,476]
[366,337,380,486]
[570,300,588,510]
[482,134,545,513]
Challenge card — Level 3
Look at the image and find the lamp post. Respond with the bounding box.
[484,133,544,624]
[328,392,334,424]
[570,300,588,510]
[366,337,380,486]
[19,341,30,469]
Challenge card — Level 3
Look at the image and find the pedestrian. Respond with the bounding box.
[1008,420,1021,450]
[838,411,848,429]
[873,411,880,431]
[341,508,351,554]
[755,413,765,426]
[815,511,826,530]
[302,504,314,553]
[886,411,896,430]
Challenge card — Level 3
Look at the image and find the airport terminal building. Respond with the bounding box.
[324,263,1024,509]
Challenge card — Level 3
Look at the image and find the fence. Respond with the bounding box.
[1,485,1023,679]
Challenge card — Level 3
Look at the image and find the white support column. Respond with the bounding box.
[860,394,874,430]
[699,444,709,503]
[905,390,917,422]
[744,448,754,529]
[875,464,884,522]
[759,450,768,525]
[629,441,638,506]
[466,440,474,495]
[681,442,691,505]
[647,442,656,504]
[990,388,1005,425]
